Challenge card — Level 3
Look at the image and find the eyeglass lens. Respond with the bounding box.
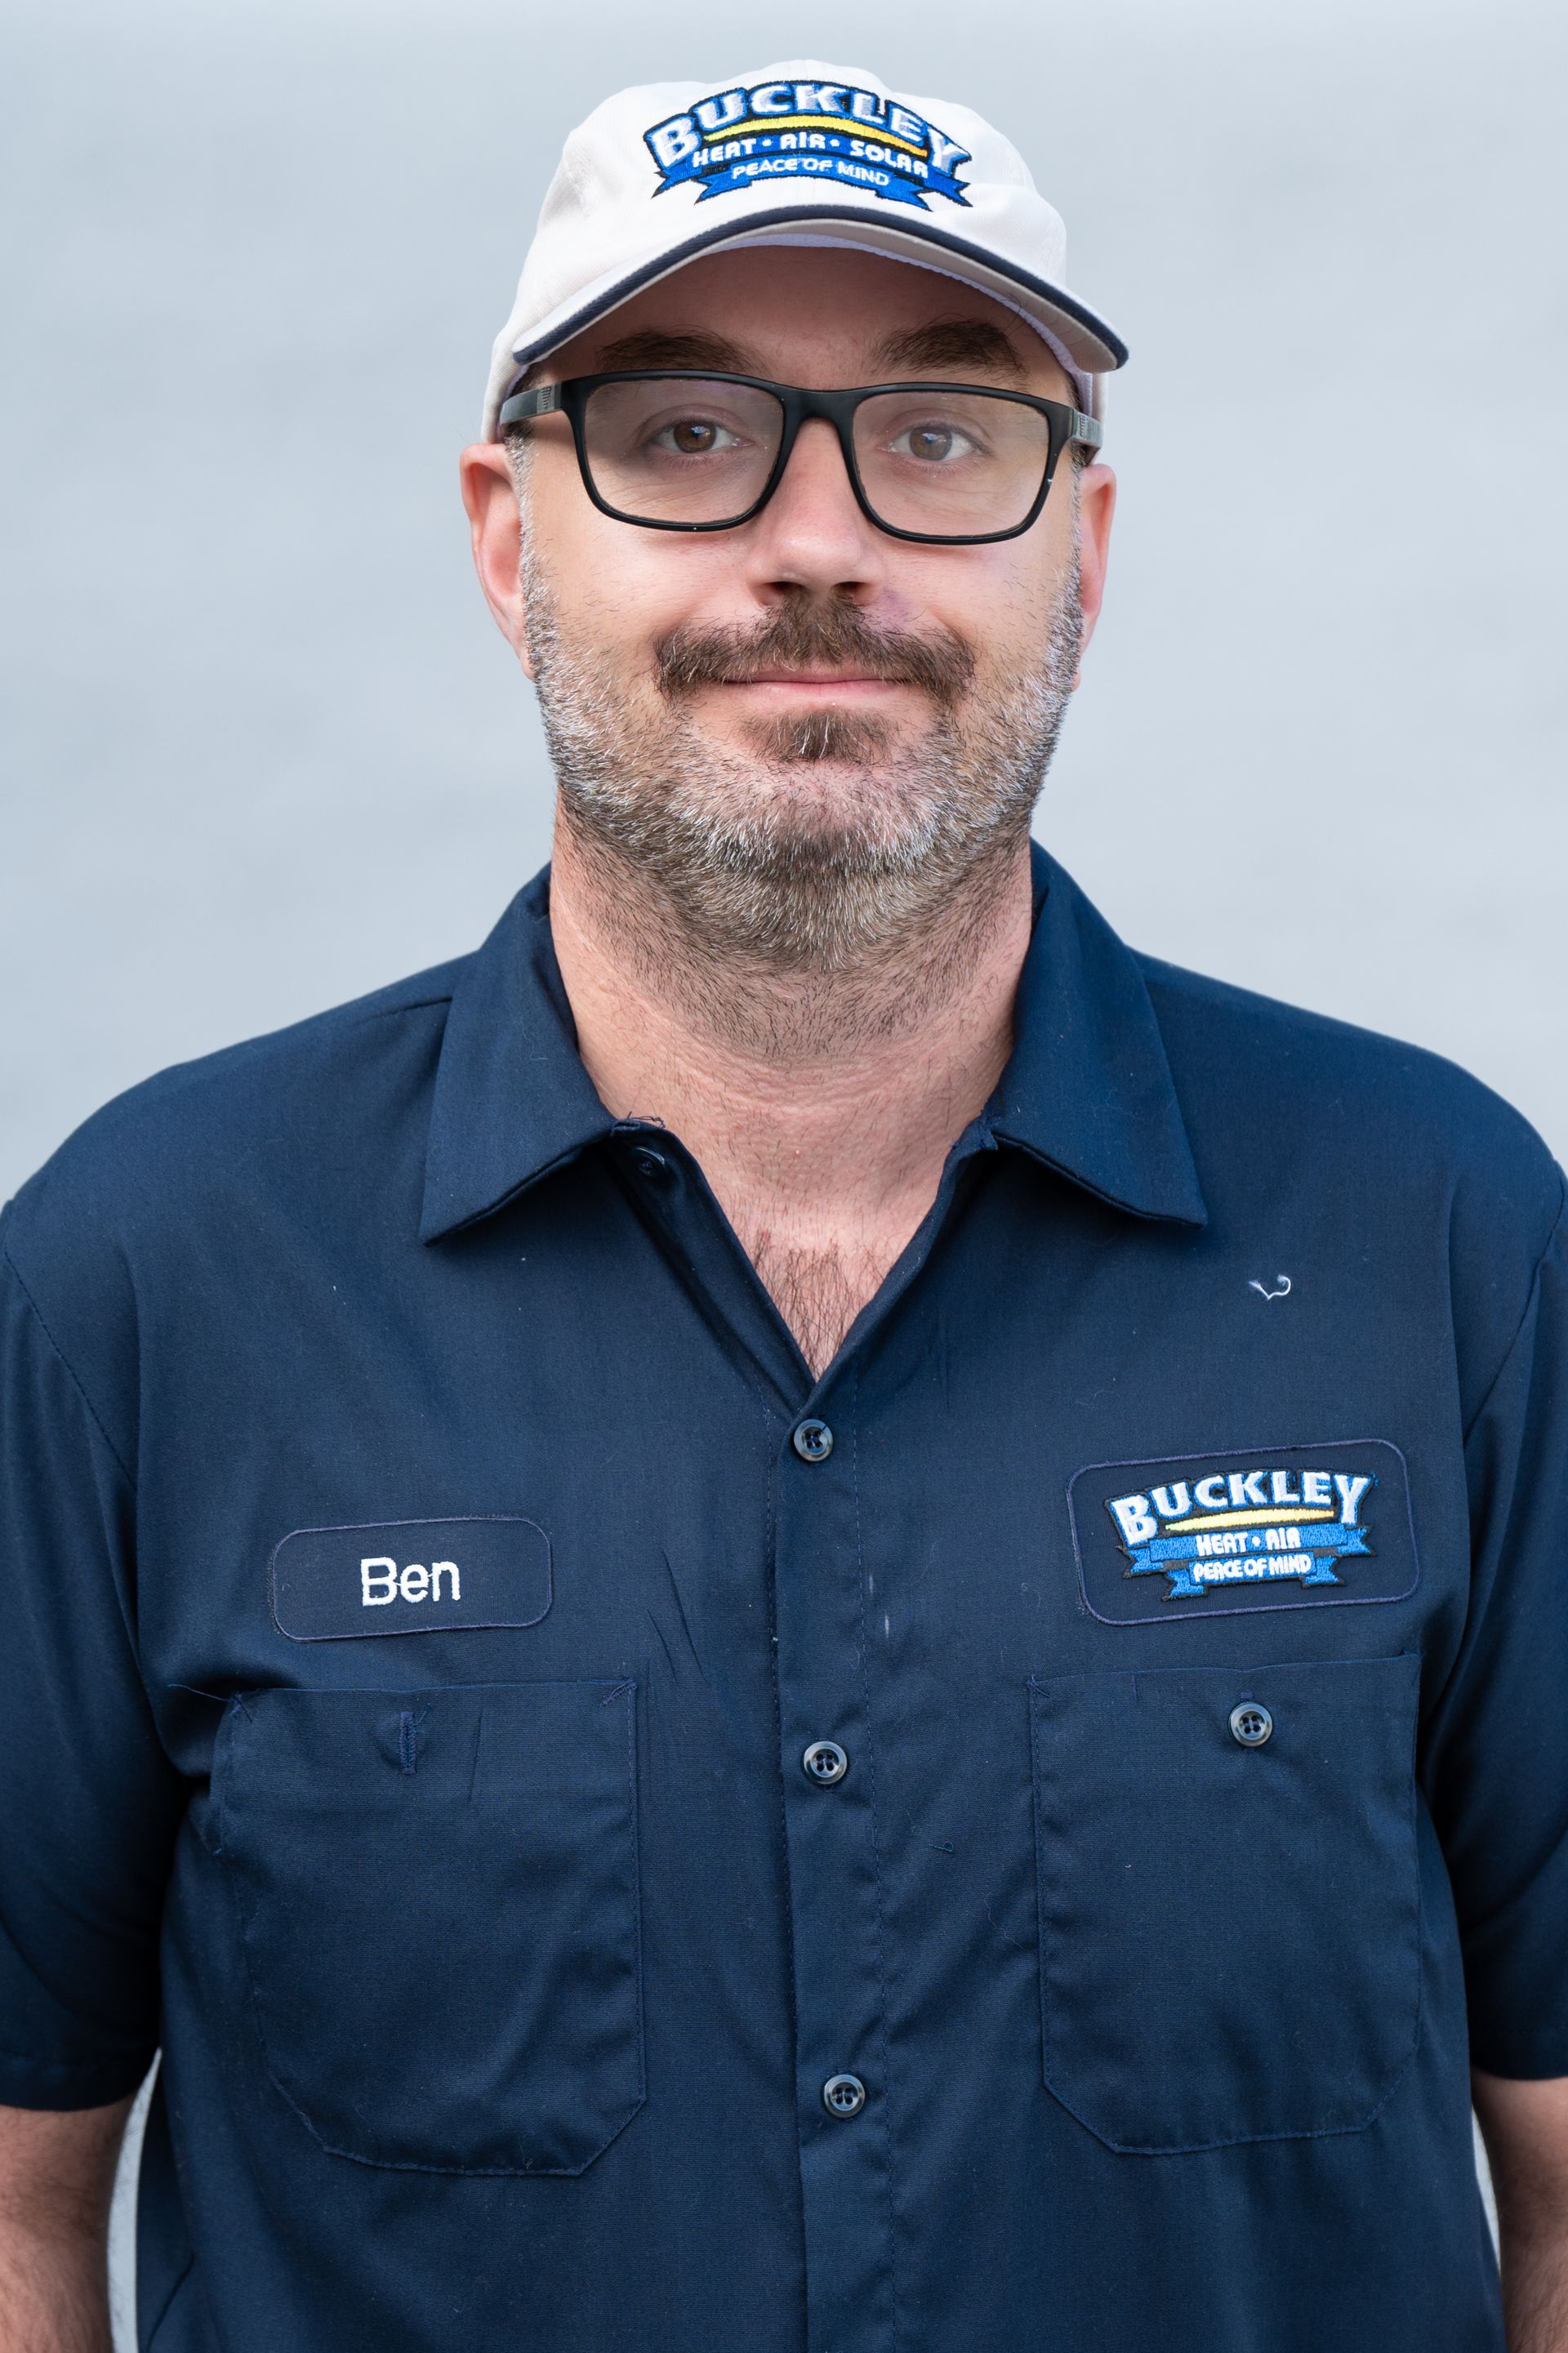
[579,378,1054,537]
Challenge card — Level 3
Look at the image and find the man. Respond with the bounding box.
[0,56,1564,2353]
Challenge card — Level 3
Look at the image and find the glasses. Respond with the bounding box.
[498,370,1100,546]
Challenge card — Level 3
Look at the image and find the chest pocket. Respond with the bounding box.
[1028,1653,1421,2154]
[216,1680,644,2175]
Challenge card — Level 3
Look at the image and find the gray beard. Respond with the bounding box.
[522,541,1083,979]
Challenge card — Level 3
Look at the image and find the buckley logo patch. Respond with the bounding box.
[644,80,972,212]
[1105,1466,1374,1599]
[269,1516,551,1642]
[1068,1441,1419,1625]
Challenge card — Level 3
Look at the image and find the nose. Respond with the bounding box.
[740,417,890,606]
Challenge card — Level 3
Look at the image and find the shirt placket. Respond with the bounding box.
[773,1365,898,2353]
[766,1135,996,2353]
[612,1117,996,2353]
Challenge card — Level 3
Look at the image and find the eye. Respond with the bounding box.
[887,421,980,464]
[648,416,745,457]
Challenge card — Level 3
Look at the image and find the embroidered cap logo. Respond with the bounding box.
[1102,1465,1377,1602]
[644,79,973,211]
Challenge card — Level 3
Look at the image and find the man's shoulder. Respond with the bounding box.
[1138,948,1565,1256]
[2,954,471,1310]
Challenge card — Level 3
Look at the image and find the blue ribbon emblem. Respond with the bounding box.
[644,87,972,212]
[1126,1519,1372,1601]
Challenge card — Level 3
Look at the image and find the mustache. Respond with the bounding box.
[655,600,976,706]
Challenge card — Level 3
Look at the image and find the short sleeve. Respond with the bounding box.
[1423,1197,1568,2078]
[0,1236,182,2109]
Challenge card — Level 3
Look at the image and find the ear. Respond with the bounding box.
[459,441,534,677]
[1069,461,1116,683]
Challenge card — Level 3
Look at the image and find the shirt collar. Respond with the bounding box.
[987,841,1207,1227]
[420,868,615,1243]
[420,845,1206,1244]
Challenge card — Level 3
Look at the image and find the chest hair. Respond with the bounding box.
[746,1230,898,1380]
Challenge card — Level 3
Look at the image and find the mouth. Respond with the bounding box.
[714,671,918,697]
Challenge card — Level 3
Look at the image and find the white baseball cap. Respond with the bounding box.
[482,61,1126,439]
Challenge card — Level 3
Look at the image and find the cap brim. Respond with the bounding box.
[486,202,1125,437]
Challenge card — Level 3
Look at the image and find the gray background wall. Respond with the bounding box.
[4,0,1566,1208]
[2,0,1554,2333]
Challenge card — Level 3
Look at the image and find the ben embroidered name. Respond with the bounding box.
[360,1556,461,1607]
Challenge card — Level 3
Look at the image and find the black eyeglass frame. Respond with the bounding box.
[497,369,1102,546]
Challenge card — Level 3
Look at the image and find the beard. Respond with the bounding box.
[522,534,1083,976]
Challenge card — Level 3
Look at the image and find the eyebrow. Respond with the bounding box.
[590,316,1034,386]
[869,318,1031,382]
[591,328,755,373]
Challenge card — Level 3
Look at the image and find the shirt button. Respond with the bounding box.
[802,1740,849,1786]
[822,2073,866,2118]
[1230,1702,1274,1748]
[630,1146,670,1183]
[792,1419,834,1463]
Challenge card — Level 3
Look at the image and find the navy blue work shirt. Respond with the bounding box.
[3,847,1566,2353]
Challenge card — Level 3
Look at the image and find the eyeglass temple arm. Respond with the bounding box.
[498,381,1103,449]
[498,385,563,427]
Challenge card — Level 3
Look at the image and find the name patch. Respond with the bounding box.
[270,1516,552,1642]
[644,80,972,212]
[1069,1441,1419,1624]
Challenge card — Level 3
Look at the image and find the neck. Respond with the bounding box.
[548,814,1035,1374]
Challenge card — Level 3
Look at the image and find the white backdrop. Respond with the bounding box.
[5,2,1553,2332]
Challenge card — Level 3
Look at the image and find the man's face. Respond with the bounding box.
[463,246,1116,968]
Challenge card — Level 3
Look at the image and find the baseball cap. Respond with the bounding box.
[482,61,1126,439]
